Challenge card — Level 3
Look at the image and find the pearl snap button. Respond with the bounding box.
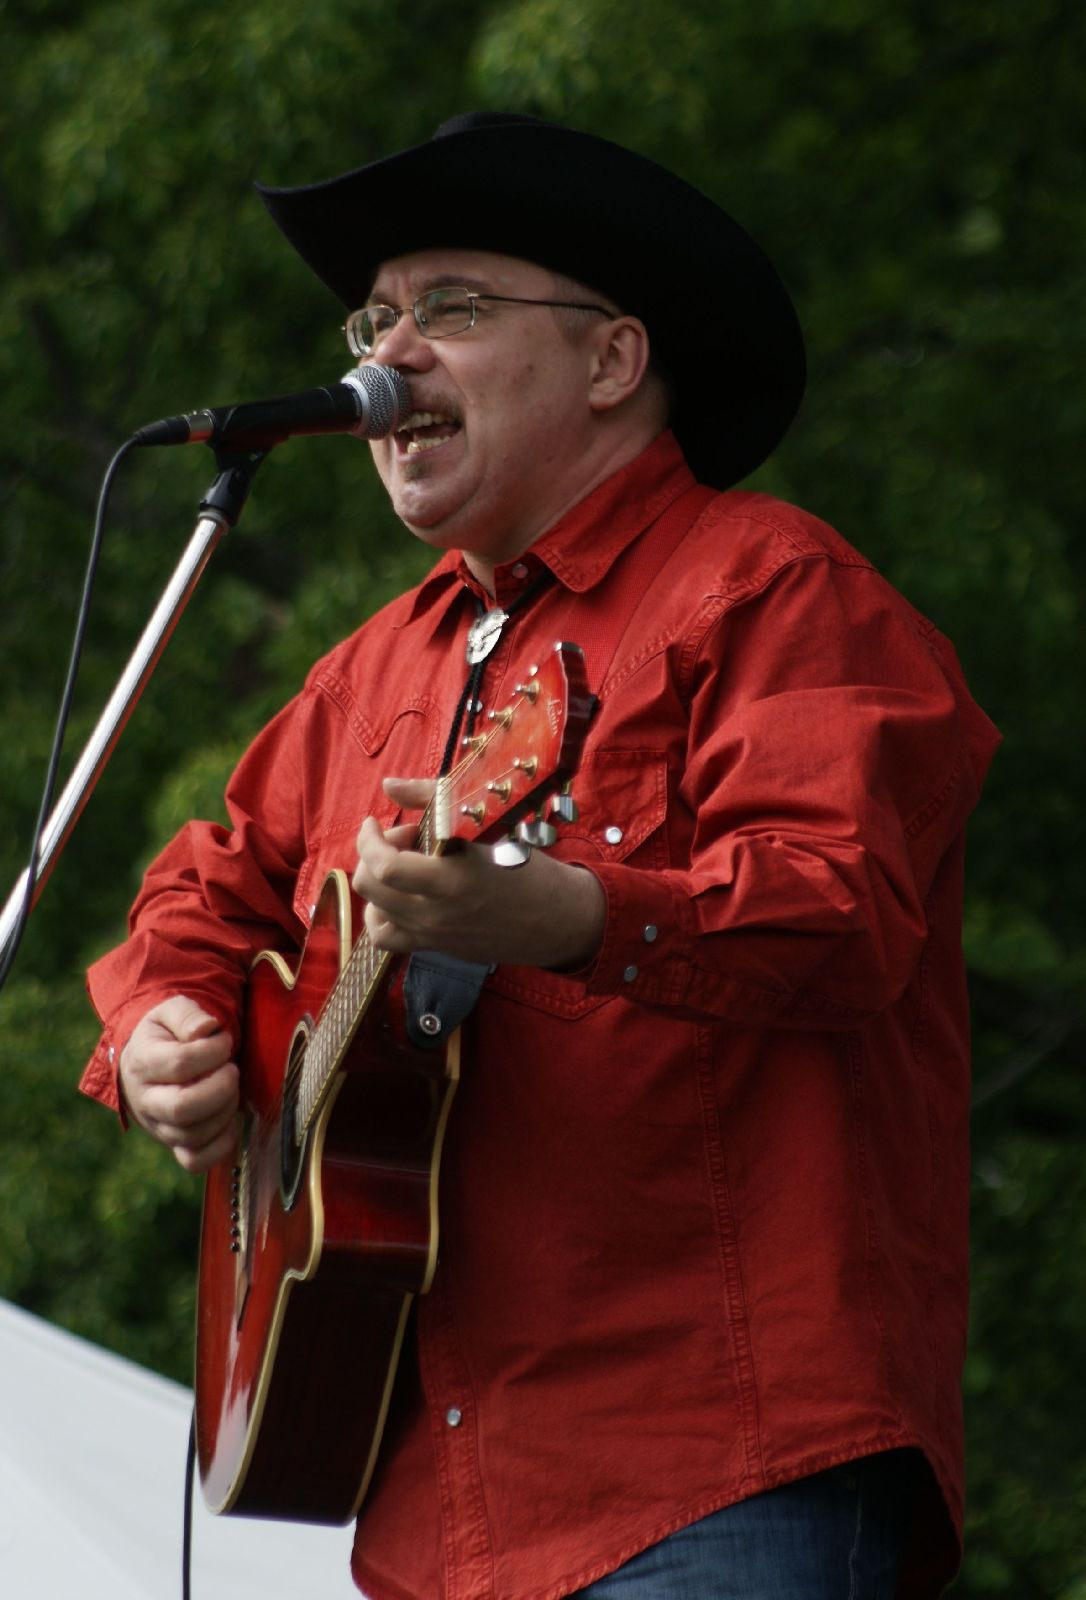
[623,965,638,982]
[604,826,623,845]
[643,924,658,942]
[445,1407,463,1428]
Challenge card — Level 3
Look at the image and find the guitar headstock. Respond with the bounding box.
[433,642,594,845]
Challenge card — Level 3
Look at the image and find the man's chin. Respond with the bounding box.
[393,496,464,549]
[388,466,470,535]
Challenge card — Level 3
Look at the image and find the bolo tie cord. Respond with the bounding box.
[437,571,554,777]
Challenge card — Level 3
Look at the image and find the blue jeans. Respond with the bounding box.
[570,1450,917,1599]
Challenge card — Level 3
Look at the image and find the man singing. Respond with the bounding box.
[81,113,999,1599]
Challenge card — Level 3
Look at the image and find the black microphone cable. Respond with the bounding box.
[1,367,410,991]
[0,436,137,992]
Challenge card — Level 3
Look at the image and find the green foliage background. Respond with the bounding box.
[1,2,1082,1592]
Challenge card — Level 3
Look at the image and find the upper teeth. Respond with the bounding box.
[398,411,452,432]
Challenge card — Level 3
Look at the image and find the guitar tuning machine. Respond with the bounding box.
[491,836,533,869]
[548,787,579,823]
[515,817,559,849]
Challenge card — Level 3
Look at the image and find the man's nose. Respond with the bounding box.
[372,312,436,370]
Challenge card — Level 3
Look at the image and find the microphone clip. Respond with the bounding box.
[199,445,272,529]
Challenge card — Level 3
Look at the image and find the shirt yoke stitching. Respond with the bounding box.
[602,546,856,704]
[313,667,443,757]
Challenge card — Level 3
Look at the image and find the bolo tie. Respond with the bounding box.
[437,570,554,778]
[401,568,554,1052]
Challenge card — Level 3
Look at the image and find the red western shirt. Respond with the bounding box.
[82,433,999,1599]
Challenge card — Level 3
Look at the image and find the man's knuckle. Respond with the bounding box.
[162,1086,194,1125]
[373,853,401,889]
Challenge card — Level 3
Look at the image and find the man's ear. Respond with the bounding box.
[587,317,653,413]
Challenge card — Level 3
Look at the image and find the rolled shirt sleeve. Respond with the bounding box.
[578,554,998,1026]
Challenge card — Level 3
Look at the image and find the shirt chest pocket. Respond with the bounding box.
[549,747,671,871]
[488,749,671,1019]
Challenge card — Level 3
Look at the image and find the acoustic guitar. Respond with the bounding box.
[194,641,593,1523]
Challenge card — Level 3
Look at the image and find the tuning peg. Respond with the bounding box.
[491,837,533,869]
[548,789,578,823]
[516,817,559,848]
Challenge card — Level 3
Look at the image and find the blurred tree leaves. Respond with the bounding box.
[1,1,1082,1593]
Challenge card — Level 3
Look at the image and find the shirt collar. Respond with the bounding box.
[395,432,695,626]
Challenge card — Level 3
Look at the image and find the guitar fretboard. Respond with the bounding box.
[284,645,583,1144]
[293,785,446,1139]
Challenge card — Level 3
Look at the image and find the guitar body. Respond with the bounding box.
[193,642,594,1525]
[195,869,458,1524]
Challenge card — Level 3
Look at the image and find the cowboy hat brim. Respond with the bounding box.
[256,113,805,488]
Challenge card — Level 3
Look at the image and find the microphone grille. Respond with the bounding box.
[342,365,411,439]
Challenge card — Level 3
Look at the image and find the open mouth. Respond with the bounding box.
[395,410,461,456]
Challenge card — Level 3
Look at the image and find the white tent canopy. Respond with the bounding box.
[0,1298,358,1597]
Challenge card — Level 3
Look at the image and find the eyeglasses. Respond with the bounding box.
[343,287,615,357]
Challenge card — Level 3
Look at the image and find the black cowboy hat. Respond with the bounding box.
[257,112,805,488]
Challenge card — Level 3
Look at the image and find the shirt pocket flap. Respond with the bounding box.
[551,748,670,869]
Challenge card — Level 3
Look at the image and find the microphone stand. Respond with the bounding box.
[0,445,269,965]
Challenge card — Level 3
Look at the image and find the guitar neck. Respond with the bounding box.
[294,643,594,1138]
[293,781,462,1137]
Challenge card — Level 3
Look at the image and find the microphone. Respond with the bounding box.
[132,366,411,449]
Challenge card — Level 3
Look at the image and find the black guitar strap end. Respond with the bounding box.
[403,951,494,1049]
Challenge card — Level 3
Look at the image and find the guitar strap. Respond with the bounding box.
[403,950,494,1050]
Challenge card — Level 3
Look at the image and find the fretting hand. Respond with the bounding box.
[352,777,606,972]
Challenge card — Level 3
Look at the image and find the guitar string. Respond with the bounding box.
[291,713,515,1139]
[293,720,501,1134]
[247,585,553,1160]
[233,732,499,1252]
[253,692,520,1147]
[285,583,552,1139]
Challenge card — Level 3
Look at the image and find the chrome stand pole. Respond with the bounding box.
[1,447,267,965]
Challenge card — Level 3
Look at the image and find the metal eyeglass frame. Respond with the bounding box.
[344,288,615,357]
